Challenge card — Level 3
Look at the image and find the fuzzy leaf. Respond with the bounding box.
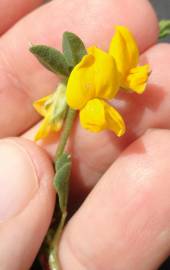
[62,31,87,67]
[30,45,70,76]
[54,153,71,213]
[159,20,170,39]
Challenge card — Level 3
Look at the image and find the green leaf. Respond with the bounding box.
[62,31,87,67]
[30,45,70,76]
[159,20,170,39]
[54,152,71,213]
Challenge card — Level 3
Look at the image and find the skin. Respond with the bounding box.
[1,0,170,269]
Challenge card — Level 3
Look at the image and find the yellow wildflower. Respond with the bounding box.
[109,26,150,93]
[66,26,150,135]
[66,47,120,109]
[33,26,150,139]
[66,46,125,136]
[34,83,67,141]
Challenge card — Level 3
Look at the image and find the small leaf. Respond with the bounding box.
[54,153,71,213]
[62,31,87,67]
[159,20,170,39]
[30,45,70,76]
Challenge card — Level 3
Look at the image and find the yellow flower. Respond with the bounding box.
[34,83,67,141]
[66,46,125,136]
[66,47,120,109]
[66,26,150,136]
[109,26,150,93]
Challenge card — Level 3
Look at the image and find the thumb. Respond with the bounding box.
[0,138,55,270]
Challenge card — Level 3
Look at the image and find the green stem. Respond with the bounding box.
[49,107,76,270]
[48,211,67,270]
[55,108,76,160]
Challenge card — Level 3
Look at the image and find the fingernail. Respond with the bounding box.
[0,140,39,222]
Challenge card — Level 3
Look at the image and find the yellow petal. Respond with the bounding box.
[88,47,120,98]
[79,98,125,136]
[109,26,139,78]
[34,111,62,141]
[33,83,67,140]
[66,46,120,110]
[34,116,52,141]
[33,95,53,117]
[122,64,150,94]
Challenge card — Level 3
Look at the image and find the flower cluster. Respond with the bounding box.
[33,26,150,140]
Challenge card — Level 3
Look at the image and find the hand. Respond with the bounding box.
[0,0,169,269]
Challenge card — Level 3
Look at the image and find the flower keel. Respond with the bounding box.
[80,98,126,136]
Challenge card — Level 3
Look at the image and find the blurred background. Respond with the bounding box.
[150,0,170,42]
[151,0,170,20]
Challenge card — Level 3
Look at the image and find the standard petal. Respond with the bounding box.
[79,98,125,136]
[88,47,120,99]
[66,54,94,109]
[66,47,120,110]
[122,64,151,94]
[118,26,139,69]
[109,26,139,78]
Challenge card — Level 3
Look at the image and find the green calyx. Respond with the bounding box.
[48,82,68,127]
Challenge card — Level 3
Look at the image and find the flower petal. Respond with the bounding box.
[79,98,125,136]
[88,47,120,99]
[66,46,120,110]
[109,26,139,78]
[122,64,151,94]
[33,83,67,140]
[34,111,62,141]
[33,95,52,117]
[34,115,52,141]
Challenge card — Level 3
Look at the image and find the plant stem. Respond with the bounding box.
[48,211,67,270]
[55,108,76,160]
[49,107,76,270]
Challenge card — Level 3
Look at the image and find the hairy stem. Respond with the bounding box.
[48,211,67,270]
[49,107,76,270]
[55,108,76,160]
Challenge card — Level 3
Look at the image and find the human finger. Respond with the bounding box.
[0,0,43,35]
[0,138,55,270]
[59,129,170,270]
